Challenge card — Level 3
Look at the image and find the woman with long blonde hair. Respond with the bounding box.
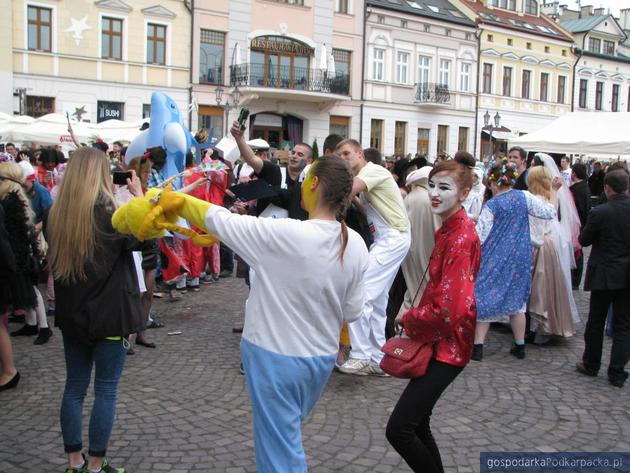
[0,162,50,347]
[527,165,577,343]
[47,147,144,473]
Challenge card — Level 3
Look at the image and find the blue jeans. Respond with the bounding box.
[60,335,127,457]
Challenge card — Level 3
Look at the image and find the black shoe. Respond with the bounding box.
[608,370,628,388]
[33,327,52,345]
[510,344,526,359]
[471,344,483,361]
[136,339,156,348]
[219,269,233,278]
[147,319,164,329]
[576,361,598,377]
[0,372,20,391]
[10,324,38,337]
[524,331,536,344]
[127,347,135,355]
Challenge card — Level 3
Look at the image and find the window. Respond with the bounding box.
[101,17,123,60]
[526,42,532,50]
[458,127,469,152]
[97,101,124,123]
[612,84,619,112]
[332,48,351,85]
[336,0,349,13]
[540,73,549,101]
[588,37,601,53]
[460,63,470,92]
[401,20,408,29]
[329,116,350,138]
[270,0,304,4]
[579,79,588,108]
[394,121,407,155]
[595,81,603,110]
[521,70,531,99]
[465,32,472,41]
[603,40,615,55]
[417,56,430,87]
[437,125,448,155]
[147,23,166,65]
[198,106,224,144]
[200,30,225,84]
[445,29,451,37]
[482,63,493,94]
[497,0,516,10]
[27,6,52,52]
[25,96,54,118]
[438,59,450,87]
[628,86,630,112]
[502,66,512,97]
[544,46,550,53]
[487,34,494,42]
[370,119,383,151]
[525,0,537,15]
[424,24,430,32]
[417,128,430,156]
[557,76,566,104]
[396,52,409,84]
[562,49,567,56]
[372,48,385,81]
[507,38,513,46]
[377,15,385,24]
[142,104,151,118]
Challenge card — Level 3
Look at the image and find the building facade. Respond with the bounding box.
[555,6,630,113]
[192,0,364,149]
[363,0,478,159]
[10,0,191,123]
[451,0,574,160]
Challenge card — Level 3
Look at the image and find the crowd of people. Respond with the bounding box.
[0,125,629,473]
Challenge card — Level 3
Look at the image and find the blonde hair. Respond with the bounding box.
[0,163,33,222]
[126,156,153,190]
[527,166,552,201]
[47,147,116,283]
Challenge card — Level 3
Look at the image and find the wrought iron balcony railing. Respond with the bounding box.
[416,83,451,104]
[230,63,350,96]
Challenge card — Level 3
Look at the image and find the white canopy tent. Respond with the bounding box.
[92,119,147,143]
[0,114,36,141]
[510,112,630,157]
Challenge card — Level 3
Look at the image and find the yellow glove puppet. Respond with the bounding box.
[112,185,218,246]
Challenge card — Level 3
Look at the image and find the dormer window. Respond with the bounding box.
[589,37,601,53]
[524,0,537,15]
[490,0,516,10]
[603,40,615,55]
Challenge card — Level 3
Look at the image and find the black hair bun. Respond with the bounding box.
[454,150,475,168]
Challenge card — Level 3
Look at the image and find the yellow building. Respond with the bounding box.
[10,0,191,123]
[449,0,575,158]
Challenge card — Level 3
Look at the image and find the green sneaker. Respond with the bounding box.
[64,454,87,473]
[97,459,126,473]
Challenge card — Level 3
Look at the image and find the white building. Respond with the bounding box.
[362,0,478,159]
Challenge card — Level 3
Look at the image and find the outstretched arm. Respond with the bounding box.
[230,121,263,175]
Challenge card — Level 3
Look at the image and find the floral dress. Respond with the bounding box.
[475,189,556,322]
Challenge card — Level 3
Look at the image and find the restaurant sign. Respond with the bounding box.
[251,37,313,56]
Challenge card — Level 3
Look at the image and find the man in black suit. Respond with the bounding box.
[570,163,591,289]
[576,170,630,387]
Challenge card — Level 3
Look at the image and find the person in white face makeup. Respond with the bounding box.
[388,152,481,473]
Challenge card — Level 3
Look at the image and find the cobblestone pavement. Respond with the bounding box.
[1,276,629,473]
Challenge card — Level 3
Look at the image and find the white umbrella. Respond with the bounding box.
[91,119,147,143]
[319,44,328,71]
[327,52,336,78]
[0,115,36,141]
[10,113,93,145]
[233,43,243,66]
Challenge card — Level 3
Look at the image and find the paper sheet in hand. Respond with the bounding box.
[214,136,239,164]
[259,204,288,219]
[230,180,278,201]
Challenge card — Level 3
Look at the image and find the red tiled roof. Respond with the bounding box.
[461,0,573,42]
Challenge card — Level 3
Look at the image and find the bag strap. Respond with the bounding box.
[410,258,431,307]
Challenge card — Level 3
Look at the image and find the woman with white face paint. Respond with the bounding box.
[388,152,481,473]
[472,158,560,361]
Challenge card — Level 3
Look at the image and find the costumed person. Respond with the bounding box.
[112,154,368,472]
[47,147,146,473]
[336,139,411,376]
[472,159,559,361]
[387,152,481,473]
[526,166,576,343]
[462,166,485,220]
[0,163,51,345]
[397,166,440,316]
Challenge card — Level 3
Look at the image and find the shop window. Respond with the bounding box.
[329,116,350,138]
[458,127,469,152]
[417,128,429,157]
[370,119,383,151]
[394,121,406,156]
[437,125,448,156]
[199,106,224,144]
[200,30,225,84]
[97,101,124,123]
[26,96,54,118]
[27,5,52,52]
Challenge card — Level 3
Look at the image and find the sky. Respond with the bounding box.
[564,0,627,17]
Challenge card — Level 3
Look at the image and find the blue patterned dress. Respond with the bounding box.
[475,189,555,322]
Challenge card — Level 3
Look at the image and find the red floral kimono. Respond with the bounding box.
[402,208,481,367]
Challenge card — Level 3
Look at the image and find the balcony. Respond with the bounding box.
[415,83,451,104]
[229,63,350,103]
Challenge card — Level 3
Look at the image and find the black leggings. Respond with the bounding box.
[386,359,463,473]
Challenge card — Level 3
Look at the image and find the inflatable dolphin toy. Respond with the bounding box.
[125,92,198,189]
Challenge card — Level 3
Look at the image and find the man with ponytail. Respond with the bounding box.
[336,139,410,376]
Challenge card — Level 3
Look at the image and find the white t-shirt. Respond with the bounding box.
[203,206,368,357]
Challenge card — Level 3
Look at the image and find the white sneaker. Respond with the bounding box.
[337,357,370,375]
[365,362,390,377]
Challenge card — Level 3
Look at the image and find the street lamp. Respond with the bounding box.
[215,85,241,135]
[483,110,501,161]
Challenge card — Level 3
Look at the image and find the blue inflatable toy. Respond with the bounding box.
[125,92,198,189]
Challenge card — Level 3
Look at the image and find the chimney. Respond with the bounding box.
[580,5,593,17]
[593,7,604,16]
[620,8,630,29]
